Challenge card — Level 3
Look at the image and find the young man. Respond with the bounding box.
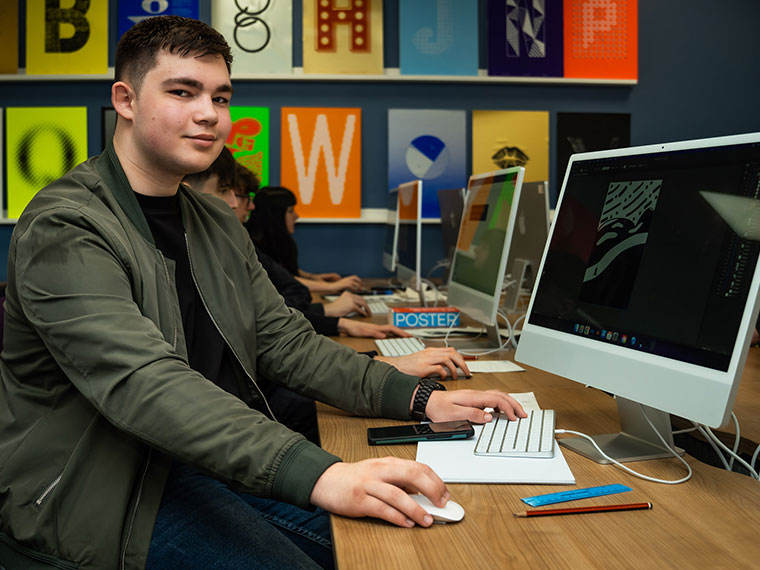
[0,16,524,570]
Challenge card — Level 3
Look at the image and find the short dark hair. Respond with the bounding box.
[184,146,237,190]
[115,15,232,92]
[234,162,261,195]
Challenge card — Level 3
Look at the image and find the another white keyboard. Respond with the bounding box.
[375,336,426,357]
[368,300,391,314]
[474,409,555,458]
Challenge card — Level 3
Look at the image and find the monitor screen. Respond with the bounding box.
[503,181,551,312]
[517,133,760,437]
[395,180,422,290]
[447,167,525,327]
[382,187,400,272]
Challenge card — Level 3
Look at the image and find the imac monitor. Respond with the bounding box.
[382,187,400,272]
[503,181,551,312]
[447,167,525,342]
[516,132,760,464]
[395,180,423,291]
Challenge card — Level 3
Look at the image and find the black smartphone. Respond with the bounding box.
[367,420,474,445]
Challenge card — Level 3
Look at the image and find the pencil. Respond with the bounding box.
[514,502,652,518]
[462,356,478,361]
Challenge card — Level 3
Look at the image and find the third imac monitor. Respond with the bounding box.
[395,180,423,291]
[447,167,525,344]
[516,132,760,463]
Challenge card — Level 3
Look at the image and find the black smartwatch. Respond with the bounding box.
[411,379,446,421]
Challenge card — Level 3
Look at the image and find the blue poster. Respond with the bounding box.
[487,0,563,77]
[118,1,200,40]
[388,109,467,218]
[399,0,478,76]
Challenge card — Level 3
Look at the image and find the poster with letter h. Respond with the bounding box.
[303,0,384,74]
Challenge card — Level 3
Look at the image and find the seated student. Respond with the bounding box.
[0,17,526,569]
[202,156,471,380]
[246,185,364,294]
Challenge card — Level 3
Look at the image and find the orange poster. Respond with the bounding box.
[563,0,638,80]
[303,0,384,74]
[281,107,362,219]
[0,1,19,73]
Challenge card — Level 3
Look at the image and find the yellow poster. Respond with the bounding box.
[471,110,549,183]
[6,107,88,218]
[281,107,362,218]
[303,0,383,74]
[26,0,108,74]
[0,2,19,73]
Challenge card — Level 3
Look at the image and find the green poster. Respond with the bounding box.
[6,107,88,219]
[226,107,270,187]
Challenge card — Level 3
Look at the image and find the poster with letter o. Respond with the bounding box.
[6,107,88,219]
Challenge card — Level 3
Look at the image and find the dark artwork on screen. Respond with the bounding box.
[579,179,661,309]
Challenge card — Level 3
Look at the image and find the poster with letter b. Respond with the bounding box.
[26,0,108,74]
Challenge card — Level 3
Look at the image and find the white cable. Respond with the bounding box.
[728,412,741,471]
[419,278,439,308]
[555,405,693,484]
[702,425,760,480]
[454,310,514,357]
[751,443,760,473]
[693,424,731,471]
[671,426,699,435]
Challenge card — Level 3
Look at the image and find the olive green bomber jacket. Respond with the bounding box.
[0,144,419,569]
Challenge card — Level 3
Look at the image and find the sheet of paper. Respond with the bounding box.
[416,392,575,484]
[467,360,524,373]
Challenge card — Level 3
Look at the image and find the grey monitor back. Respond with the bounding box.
[437,188,466,275]
[503,181,551,312]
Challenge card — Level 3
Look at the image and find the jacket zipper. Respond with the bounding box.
[184,233,278,421]
[35,474,62,506]
[120,448,151,570]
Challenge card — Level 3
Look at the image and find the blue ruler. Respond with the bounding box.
[521,484,632,507]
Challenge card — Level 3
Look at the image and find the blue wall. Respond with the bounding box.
[2,0,760,281]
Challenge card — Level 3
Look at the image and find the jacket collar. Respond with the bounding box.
[95,140,156,246]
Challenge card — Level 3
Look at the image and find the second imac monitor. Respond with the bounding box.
[447,167,525,340]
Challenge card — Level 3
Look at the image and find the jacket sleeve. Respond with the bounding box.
[9,205,343,507]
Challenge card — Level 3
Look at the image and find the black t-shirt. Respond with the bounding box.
[135,192,240,397]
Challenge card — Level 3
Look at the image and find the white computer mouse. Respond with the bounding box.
[409,494,465,523]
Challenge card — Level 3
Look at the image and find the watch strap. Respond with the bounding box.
[411,379,446,421]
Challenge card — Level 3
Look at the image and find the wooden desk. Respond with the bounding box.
[318,338,760,569]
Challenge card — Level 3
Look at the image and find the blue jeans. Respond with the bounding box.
[146,462,334,570]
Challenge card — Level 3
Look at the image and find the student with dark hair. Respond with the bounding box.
[0,15,525,570]
[246,186,364,293]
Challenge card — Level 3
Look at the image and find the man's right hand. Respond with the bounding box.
[309,458,449,528]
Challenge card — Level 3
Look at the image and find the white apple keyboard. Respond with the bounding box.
[374,336,426,357]
[367,300,391,314]
[474,409,556,458]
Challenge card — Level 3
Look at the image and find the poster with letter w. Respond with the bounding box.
[281,107,361,219]
[213,0,293,74]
